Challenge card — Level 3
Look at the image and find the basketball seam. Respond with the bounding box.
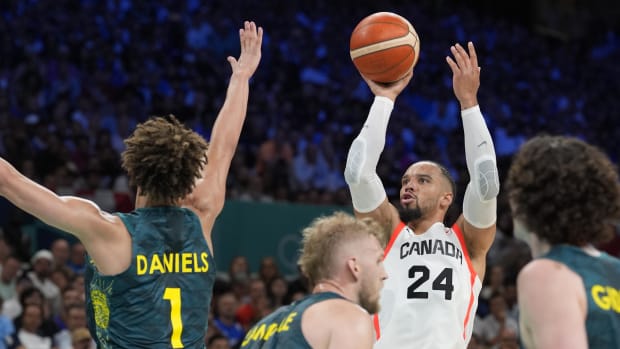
[350,32,418,59]
[350,21,410,51]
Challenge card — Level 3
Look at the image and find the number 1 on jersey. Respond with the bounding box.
[163,287,184,348]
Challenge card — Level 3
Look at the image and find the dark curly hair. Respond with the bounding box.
[121,115,208,205]
[507,135,620,246]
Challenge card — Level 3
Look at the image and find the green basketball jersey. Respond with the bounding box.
[240,292,345,349]
[85,207,216,349]
[543,245,620,348]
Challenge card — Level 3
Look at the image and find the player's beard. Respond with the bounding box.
[398,202,422,223]
[358,279,380,315]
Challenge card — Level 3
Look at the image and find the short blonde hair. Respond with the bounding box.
[298,211,384,287]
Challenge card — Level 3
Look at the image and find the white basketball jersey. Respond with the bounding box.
[374,221,482,349]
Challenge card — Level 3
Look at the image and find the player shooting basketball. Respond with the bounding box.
[344,41,499,348]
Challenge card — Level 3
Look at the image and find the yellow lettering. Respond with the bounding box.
[607,286,620,312]
[592,285,610,310]
[136,255,147,275]
[251,324,266,341]
[242,328,255,346]
[149,254,165,274]
[590,284,620,313]
[193,253,199,271]
[278,312,297,332]
[136,252,213,275]
[163,253,174,273]
[264,324,278,340]
[201,252,209,272]
[182,253,192,273]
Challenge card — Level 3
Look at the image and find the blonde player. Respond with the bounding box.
[344,42,498,348]
[240,212,388,349]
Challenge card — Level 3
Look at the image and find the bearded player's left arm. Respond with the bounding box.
[447,43,499,281]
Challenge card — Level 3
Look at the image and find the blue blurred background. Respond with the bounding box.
[0,1,619,347]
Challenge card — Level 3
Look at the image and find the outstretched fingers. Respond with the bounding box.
[446,55,459,74]
[232,20,263,78]
[239,21,263,54]
[452,43,471,71]
[467,42,479,71]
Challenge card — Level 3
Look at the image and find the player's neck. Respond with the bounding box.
[407,217,440,235]
[313,279,349,299]
[143,198,177,208]
[529,235,551,258]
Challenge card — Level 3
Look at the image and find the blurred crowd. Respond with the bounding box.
[0,0,619,348]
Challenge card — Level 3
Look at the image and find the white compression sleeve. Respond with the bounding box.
[344,96,393,213]
[461,105,499,228]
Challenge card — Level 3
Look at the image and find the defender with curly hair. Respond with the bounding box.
[507,135,620,349]
[0,21,263,349]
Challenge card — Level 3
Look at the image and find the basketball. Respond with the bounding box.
[350,12,420,83]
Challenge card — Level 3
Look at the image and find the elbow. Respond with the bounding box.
[344,138,368,185]
[344,163,357,185]
[472,156,499,201]
[0,160,14,193]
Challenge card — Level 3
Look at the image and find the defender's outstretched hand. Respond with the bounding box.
[362,71,413,102]
[446,42,480,109]
[228,21,263,79]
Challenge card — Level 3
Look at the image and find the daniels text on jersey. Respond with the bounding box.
[136,252,210,275]
[400,239,463,265]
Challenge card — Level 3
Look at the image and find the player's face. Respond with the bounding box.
[358,236,387,314]
[398,162,445,222]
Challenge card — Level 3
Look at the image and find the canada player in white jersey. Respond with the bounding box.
[344,42,499,349]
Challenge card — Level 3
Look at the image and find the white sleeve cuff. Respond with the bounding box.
[373,96,395,109]
[461,105,481,118]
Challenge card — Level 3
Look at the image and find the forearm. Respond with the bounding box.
[344,96,392,212]
[461,105,499,228]
[208,73,250,162]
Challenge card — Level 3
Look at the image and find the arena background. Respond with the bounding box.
[1,2,620,346]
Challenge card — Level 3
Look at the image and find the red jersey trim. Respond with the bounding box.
[374,221,406,340]
[384,221,406,256]
[452,223,477,339]
[373,314,380,340]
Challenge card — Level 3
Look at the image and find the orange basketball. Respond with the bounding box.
[350,12,420,83]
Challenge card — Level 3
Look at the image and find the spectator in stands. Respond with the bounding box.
[26,250,60,316]
[70,327,95,349]
[236,278,268,330]
[0,256,22,302]
[207,334,232,349]
[474,292,519,349]
[267,276,289,309]
[67,243,86,275]
[257,256,280,286]
[12,304,55,349]
[0,298,15,349]
[49,239,70,272]
[212,292,245,348]
[54,303,89,349]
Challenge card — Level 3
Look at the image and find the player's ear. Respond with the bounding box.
[439,191,453,210]
[346,257,361,280]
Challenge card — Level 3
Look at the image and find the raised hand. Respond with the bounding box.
[361,71,413,102]
[228,21,263,79]
[446,42,480,109]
